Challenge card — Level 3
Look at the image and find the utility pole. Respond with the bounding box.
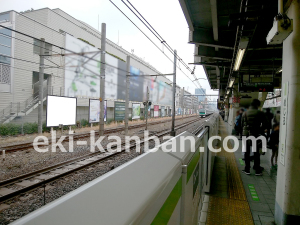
[182,87,184,119]
[125,56,130,135]
[145,86,149,130]
[38,38,45,134]
[99,23,106,136]
[170,50,177,136]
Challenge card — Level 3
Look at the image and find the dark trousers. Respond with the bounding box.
[245,140,261,172]
[266,128,271,141]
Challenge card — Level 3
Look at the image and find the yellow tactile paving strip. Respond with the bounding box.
[206,119,254,225]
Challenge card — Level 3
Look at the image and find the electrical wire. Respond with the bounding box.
[108,0,198,87]
[0,25,202,103]
[120,0,205,93]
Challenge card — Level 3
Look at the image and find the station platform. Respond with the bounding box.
[201,119,277,225]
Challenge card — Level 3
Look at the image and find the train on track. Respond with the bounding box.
[199,109,207,118]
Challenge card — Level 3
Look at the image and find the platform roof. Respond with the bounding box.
[179,0,284,92]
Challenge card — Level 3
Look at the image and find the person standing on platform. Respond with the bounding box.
[269,123,279,169]
[241,99,267,176]
[237,108,244,140]
[234,111,241,135]
[265,108,273,141]
[273,110,281,126]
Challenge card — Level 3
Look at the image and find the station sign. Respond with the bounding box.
[239,82,274,92]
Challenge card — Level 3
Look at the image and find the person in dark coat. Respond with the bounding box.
[265,108,274,141]
[269,123,279,169]
[237,108,244,139]
[241,99,267,176]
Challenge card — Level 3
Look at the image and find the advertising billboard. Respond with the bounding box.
[115,101,125,121]
[129,66,144,102]
[154,105,159,117]
[64,34,173,106]
[161,106,165,117]
[177,108,181,115]
[148,105,151,117]
[132,103,141,120]
[144,79,172,106]
[105,54,118,99]
[89,99,107,123]
[65,34,100,98]
[46,96,77,127]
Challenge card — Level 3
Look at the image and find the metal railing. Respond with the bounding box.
[0,81,48,124]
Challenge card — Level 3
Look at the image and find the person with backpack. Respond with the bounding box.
[241,99,267,176]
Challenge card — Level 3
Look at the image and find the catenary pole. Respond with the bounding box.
[125,56,130,135]
[99,23,106,136]
[182,87,184,119]
[38,38,45,134]
[170,50,177,136]
[145,86,149,130]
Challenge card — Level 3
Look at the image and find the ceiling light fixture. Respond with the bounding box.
[233,37,249,71]
[228,78,235,88]
[233,49,245,71]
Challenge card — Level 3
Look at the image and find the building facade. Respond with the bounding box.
[0,8,193,125]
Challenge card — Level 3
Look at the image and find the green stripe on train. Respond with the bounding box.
[187,152,200,183]
[151,177,182,225]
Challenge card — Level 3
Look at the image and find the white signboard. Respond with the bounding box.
[89,99,107,123]
[46,96,77,127]
[132,103,141,120]
[279,82,289,166]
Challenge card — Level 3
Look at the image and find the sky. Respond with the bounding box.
[1,0,218,101]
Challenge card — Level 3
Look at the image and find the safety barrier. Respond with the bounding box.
[12,113,220,225]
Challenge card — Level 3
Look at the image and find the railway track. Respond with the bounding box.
[0,116,209,202]
[1,115,200,153]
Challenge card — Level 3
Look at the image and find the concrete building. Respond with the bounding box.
[0,8,182,124]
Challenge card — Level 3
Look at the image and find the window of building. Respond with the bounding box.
[33,39,52,55]
[0,26,11,91]
[0,13,10,23]
[0,27,12,65]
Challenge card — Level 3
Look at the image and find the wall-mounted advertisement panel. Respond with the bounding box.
[46,96,77,127]
[89,99,107,123]
[166,107,169,116]
[105,54,118,100]
[130,66,144,102]
[64,33,173,105]
[65,34,100,98]
[115,101,125,121]
[154,105,159,117]
[177,108,181,115]
[161,106,165,117]
[148,105,151,117]
[132,103,141,120]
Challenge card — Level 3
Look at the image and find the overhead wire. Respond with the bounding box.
[0,25,177,81]
[108,0,198,87]
[0,24,199,105]
[114,0,208,100]
[122,0,205,93]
